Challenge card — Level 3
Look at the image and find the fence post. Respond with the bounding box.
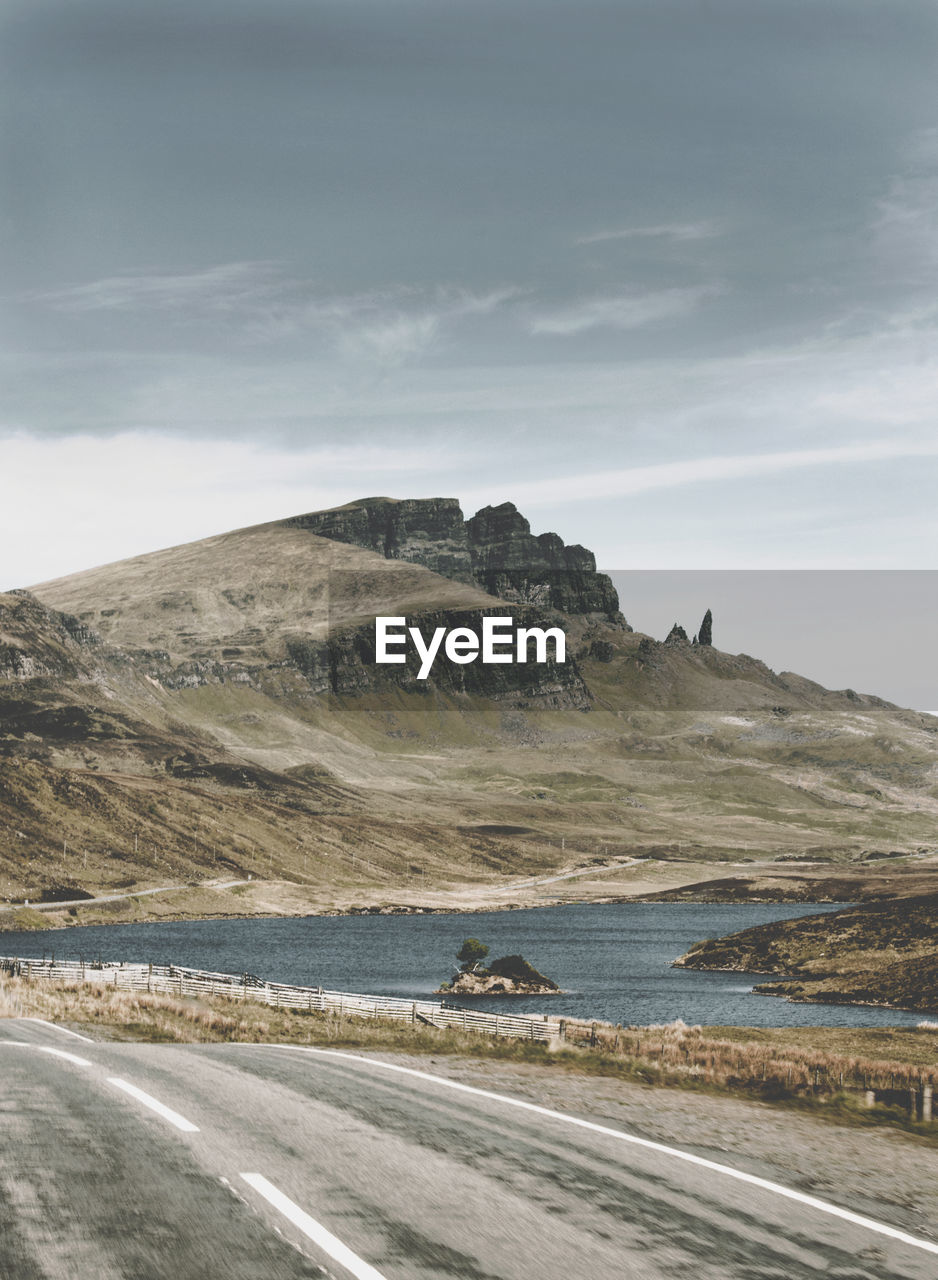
[923,1084,933,1124]
[864,1090,876,1108]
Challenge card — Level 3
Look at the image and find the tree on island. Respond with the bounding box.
[456,937,489,972]
[438,939,559,995]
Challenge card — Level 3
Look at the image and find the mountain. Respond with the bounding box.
[283,496,624,617]
[2,497,936,920]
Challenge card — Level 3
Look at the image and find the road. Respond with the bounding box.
[495,858,645,892]
[0,880,252,914]
[1,1018,935,1279]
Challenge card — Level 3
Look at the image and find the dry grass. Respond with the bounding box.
[701,1023,938,1070]
[560,1018,938,1094]
[3,975,937,1146]
[0,976,524,1055]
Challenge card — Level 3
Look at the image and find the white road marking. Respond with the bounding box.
[240,1173,388,1280]
[36,1045,92,1066]
[0,1041,91,1067]
[23,1017,94,1043]
[107,1078,200,1133]
[263,1045,938,1259]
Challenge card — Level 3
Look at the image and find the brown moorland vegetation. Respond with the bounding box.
[3,976,937,1141]
[676,892,938,1013]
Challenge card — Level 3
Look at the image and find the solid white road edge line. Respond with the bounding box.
[240,1173,388,1280]
[24,1017,94,1043]
[0,1041,91,1067]
[262,1044,938,1258]
[107,1078,200,1133]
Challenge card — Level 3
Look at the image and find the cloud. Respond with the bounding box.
[870,129,938,278]
[0,431,464,588]
[463,438,938,511]
[530,286,714,336]
[19,266,520,372]
[23,262,288,314]
[331,287,520,369]
[575,221,722,245]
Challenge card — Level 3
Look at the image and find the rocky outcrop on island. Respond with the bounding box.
[285,496,625,623]
[438,953,560,996]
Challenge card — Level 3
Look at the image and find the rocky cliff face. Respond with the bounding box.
[281,496,625,623]
[0,591,101,682]
[466,502,622,618]
[284,497,474,583]
[284,607,590,709]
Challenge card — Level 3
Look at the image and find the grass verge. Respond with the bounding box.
[2,974,937,1144]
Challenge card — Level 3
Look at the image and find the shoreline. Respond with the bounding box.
[1,886,925,1022]
[0,882,855,936]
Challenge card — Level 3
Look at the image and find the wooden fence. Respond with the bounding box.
[0,955,560,1044]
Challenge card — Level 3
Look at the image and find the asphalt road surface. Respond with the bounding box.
[1,1018,934,1279]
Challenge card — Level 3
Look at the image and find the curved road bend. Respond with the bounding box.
[0,1020,934,1280]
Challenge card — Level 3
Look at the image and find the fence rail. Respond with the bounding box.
[0,956,560,1043]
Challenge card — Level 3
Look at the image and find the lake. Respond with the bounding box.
[0,902,930,1028]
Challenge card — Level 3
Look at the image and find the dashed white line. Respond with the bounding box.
[107,1078,200,1133]
[261,1045,938,1259]
[240,1173,387,1280]
[0,1041,91,1067]
[36,1045,92,1067]
[23,1017,94,1043]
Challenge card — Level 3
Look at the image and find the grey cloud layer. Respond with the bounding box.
[2,0,937,572]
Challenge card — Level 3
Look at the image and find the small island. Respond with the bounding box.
[436,938,561,996]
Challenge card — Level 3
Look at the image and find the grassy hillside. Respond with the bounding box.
[0,502,935,915]
[676,892,938,1013]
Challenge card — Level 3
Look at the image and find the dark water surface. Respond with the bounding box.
[1,903,929,1028]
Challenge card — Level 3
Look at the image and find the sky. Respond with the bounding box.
[609,571,938,712]
[1,1,936,702]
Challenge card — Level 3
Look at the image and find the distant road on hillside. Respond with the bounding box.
[0,879,251,914]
